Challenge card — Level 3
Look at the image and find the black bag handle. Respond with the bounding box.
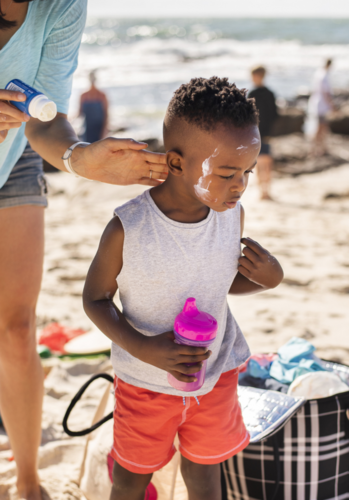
[62,373,114,437]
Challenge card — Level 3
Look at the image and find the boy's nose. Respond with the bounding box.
[231,176,246,192]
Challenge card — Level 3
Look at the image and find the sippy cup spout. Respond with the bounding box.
[182,297,198,316]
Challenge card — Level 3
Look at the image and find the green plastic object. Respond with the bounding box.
[37,345,52,358]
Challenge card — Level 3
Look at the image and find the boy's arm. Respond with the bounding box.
[229,205,283,295]
[83,218,210,383]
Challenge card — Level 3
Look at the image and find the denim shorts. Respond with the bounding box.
[0,143,48,210]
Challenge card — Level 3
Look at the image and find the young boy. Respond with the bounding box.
[248,66,278,201]
[83,76,283,500]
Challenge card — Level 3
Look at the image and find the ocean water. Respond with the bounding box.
[70,18,349,139]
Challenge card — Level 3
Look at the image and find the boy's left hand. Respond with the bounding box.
[238,237,283,289]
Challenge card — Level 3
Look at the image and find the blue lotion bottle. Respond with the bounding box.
[5,79,57,122]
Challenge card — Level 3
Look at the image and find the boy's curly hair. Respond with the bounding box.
[167,76,259,131]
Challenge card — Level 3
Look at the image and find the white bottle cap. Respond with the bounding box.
[28,94,57,122]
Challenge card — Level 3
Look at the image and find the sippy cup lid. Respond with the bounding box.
[174,298,218,342]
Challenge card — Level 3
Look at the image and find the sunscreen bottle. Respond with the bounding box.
[5,79,57,122]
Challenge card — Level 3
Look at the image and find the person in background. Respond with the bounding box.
[308,59,334,156]
[79,71,108,142]
[248,66,277,201]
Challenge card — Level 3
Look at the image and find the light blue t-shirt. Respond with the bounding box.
[0,0,87,188]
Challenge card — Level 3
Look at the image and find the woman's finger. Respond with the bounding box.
[0,89,27,102]
[0,130,8,143]
[149,171,168,180]
[0,113,25,123]
[138,178,164,187]
[0,121,22,131]
[141,150,167,165]
[0,101,30,122]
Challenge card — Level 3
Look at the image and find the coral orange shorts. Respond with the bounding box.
[110,368,249,474]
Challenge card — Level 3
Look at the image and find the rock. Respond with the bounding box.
[328,105,349,135]
[270,133,349,176]
[270,107,305,137]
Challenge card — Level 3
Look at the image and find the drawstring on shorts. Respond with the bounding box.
[182,396,200,406]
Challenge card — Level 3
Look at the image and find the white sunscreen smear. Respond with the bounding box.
[236,135,260,155]
[194,148,219,203]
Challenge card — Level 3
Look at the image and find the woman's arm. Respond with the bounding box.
[24,0,167,186]
[25,114,167,186]
[102,93,109,136]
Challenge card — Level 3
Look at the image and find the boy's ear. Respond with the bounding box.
[166,151,183,176]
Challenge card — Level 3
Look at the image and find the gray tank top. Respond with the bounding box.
[112,189,250,396]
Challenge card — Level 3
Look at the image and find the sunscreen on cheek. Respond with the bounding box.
[194,148,219,203]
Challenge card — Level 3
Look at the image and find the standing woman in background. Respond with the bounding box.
[0,1,167,499]
[79,70,109,142]
[308,58,334,156]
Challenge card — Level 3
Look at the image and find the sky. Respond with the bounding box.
[87,0,349,18]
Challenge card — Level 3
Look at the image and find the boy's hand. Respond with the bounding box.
[238,237,283,289]
[135,331,211,383]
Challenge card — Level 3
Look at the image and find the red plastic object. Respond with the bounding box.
[38,322,86,353]
[107,453,157,499]
[239,353,277,373]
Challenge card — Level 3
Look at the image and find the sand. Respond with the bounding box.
[1,158,349,499]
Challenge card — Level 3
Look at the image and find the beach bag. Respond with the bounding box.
[222,384,349,500]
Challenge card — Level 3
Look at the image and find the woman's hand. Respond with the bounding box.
[71,137,168,187]
[0,90,30,143]
[238,237,284,289]
[134,331,212,383]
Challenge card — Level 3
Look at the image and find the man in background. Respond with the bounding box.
[248,66,277,200]
[308,59,334,156]
[79,71,108,142]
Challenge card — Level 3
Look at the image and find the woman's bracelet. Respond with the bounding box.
[62,142,90,178]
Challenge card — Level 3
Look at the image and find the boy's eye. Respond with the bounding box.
[219,175,234,180]
[219,170,254,180]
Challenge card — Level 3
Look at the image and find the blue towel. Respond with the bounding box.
[277,336,316,363]
[240,338,326,386]
[270,357,325,384]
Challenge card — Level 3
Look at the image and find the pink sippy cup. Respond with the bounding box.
[167,298,218,392]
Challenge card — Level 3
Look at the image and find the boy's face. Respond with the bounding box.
[166,122,260,213]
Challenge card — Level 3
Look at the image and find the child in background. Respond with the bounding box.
[83,77,283,500]
[248,66,278,201]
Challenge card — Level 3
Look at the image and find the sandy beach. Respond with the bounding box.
[1,153,349,499]
[39,154,349,361]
